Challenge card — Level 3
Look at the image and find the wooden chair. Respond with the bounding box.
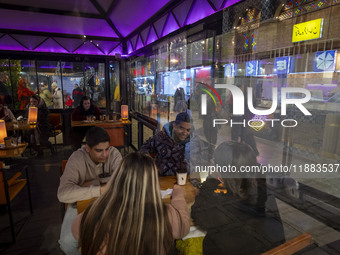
[49,113,62,152]
[99,123,126,154]
[0,164,33,243]
[261,232,312,255]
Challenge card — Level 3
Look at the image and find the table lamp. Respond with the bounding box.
[121,105,128,120]
[28,107,38,125]
[0,120,7,144]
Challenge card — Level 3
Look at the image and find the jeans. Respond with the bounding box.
[59,205,81,255]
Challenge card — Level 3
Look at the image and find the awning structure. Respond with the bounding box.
[0,0,242,56]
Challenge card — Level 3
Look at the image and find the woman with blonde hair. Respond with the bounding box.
[72,152,190,255]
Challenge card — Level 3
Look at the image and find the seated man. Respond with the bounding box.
[140,112,191,176]
[58,127,122,255]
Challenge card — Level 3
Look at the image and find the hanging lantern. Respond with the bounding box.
[28,107,38,124]
[0,120,7,144]
[121,105,128,120]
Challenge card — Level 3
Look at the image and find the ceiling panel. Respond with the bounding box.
[73,41,104,55]
[127,40,133,54]
[162,12,180,37]
[135,35,144,51]
[93,40,120,55]
[185,0,215,26]
[210,0,225,10]
[146,26,158,45]
[54,38,85,52]
[223,0,243,9]
[140,27,150,45]
[11,34,47,50]
[0,9,117,37]
[109,0,171,37]
[131,34,139,50]
[109,43,122,56]
[34,38,69,53]
[0,34,28,51]
[172,0,194,27]
[154,14,169,39]
[0,0,99,14]
[97,0,113,13]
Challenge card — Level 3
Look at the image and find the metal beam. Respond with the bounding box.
[0,3,103,19]
[126,0,186,39]
[107,0,117,16]
[90,0,123,39]
[0,28,120,41]
[207,0,218,11]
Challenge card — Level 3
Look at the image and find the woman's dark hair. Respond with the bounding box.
[175,112,190,124]
[85,127,110,148]
[80,96,90,107]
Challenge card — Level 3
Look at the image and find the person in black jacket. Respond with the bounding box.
[26,95,55,156]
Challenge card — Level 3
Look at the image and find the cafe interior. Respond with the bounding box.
[0,0,340,254]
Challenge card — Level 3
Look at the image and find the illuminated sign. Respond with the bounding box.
[292,19,323,43]
[246,61,258,76]
[314,50,336,72]
[274,57,290,74]
[224,64,235,77]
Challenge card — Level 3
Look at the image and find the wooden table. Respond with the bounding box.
[71,119,132,127]
[6,122,36,131]
[77,175,198,214]
[0,143,28,158]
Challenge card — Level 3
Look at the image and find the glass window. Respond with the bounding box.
[61,62,84,108]
[36,60,62,109]
[0,59,13,109]
[109,61,120,114]
[17,60,36,110]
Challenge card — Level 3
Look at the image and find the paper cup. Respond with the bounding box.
[176,172,187,185]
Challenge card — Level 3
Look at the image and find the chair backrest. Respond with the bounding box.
[0,167,27,205]
[99,124,124,147]
[50,113,62,130]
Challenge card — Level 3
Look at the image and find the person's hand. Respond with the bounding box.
[81,181,92,187]
[100,183,106,194]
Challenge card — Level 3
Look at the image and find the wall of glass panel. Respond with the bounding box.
[128,35,213,128]
[0,57,119,111]
[127,0,340,230]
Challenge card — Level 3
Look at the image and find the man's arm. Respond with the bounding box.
[139,135,156,155]
[57,155,101,204]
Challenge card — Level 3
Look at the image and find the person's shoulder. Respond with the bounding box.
[69,147,87,160]
[108,146,122,156]
[72,106,81,112]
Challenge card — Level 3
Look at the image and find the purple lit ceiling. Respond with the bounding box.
[0,0,243,56]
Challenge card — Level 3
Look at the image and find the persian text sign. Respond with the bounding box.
[292,19,323,43]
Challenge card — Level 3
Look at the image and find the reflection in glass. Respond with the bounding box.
[84,62,106,108]
[37,61,61,109]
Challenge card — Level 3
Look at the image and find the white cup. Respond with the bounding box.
[176,172,187,185]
